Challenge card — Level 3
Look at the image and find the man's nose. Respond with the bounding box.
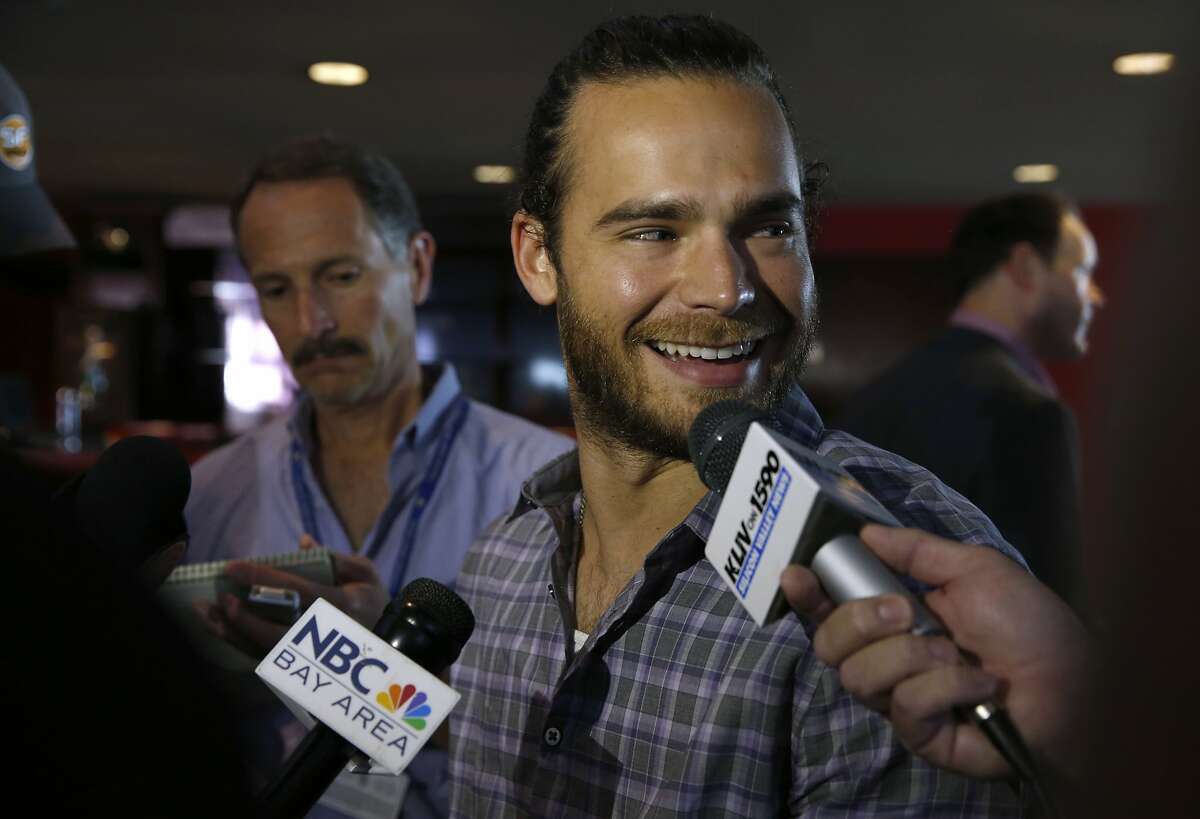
[296,287,336,337]
[1087,280,1106,309]
[676,233,755,314]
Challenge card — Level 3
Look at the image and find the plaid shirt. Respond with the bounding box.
[449,388,1026,817]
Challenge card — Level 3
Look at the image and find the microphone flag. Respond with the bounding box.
[256,598,460,775]
[704,421,901,626]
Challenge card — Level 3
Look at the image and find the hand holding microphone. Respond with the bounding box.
[782,524,1090,786]
[688,400,1077,800]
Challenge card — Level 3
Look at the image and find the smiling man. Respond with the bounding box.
[448,15,1024,817]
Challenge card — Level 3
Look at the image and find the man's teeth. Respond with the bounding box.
[650,339,758,360]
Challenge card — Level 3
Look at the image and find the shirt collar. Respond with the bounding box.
[949,308,1058,394]
[412,363,463,445]
[286,363,464,457]
[509,384,824,544]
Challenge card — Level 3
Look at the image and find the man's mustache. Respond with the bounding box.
[291,335,367,368]
[627,313,792,347]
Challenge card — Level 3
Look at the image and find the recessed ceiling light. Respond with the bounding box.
[1013,164,1059,184]
[97,224,130,253]
[473,165,516,184]
[307,62,369,87]
[1113,52,1175,76]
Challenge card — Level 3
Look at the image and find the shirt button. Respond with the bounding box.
[543,726,562,747]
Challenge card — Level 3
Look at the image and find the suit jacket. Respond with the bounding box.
[839,327,1087,615]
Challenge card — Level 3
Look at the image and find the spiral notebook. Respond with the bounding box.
[160,549,336,672]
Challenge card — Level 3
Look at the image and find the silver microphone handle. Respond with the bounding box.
[810,533,945,636]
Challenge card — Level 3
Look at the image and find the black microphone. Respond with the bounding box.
[260,578,475,819]
[688,400,1045,793]
[54,435,192,582]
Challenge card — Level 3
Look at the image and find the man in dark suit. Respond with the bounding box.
[840,193,1102,615]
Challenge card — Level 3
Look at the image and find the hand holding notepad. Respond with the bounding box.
[160,541,390,672]
[220,540,390,654]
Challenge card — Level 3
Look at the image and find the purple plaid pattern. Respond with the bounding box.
[449,388,1026,817]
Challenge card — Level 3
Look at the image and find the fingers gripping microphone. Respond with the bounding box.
[259,578,475,819]
[689,401,1043,791]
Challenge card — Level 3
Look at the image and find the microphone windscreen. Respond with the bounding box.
[688,400,771,493]
[73,435,191,564]
[398,577,476,650]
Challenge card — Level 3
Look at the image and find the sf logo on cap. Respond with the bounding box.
[0,115,32,171]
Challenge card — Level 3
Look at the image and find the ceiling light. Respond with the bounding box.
[1013,164,1059,184]
[307,62,369,87]
[97,224,130,253]
[473,165,516,184]
[1112,52,1175,76]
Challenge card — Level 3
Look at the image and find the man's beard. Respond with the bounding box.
[1028,290,1087,359]
[556,275,816,461]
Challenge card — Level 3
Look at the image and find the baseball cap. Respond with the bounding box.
[0,64,75,257]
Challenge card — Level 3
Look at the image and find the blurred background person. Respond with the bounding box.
[841,193,1102,616]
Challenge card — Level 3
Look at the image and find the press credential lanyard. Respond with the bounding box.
[290,396,470,593]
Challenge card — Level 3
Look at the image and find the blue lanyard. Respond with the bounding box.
[290,395,471,594]
[290,438,324,544]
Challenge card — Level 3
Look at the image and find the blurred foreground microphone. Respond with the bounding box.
[689,400,1043,789]
[260,578,475,819]
[55,435,191,585]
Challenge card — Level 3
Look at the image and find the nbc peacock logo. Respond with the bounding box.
[375,683,432,731]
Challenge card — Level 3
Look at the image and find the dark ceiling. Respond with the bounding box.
[4,0,1197,205]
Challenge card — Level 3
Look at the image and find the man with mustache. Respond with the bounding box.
[183,135,571,818]
[448,15,1024,816]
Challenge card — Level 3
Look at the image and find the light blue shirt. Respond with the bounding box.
[185,364,574,819]
[187,364,573,591]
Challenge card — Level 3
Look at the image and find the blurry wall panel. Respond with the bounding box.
[802,254,955,423]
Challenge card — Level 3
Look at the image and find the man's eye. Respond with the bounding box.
[258,284,288,300]
[751,222,794,239]
[326,269,361,285]
[628,228,676,242]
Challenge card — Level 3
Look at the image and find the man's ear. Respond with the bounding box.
[512,211,558,306]
[1002,241,1045,294]
[407,230,437,306]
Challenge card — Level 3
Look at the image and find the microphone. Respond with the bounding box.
[54,435,192,585]
[259,578,475,819]
[688,400,1043,790]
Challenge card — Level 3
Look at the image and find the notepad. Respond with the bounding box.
[160,549,336,672]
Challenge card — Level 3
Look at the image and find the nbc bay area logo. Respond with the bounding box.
[255,599,460,774]
[376,683,432,731]
[0,115,31,171]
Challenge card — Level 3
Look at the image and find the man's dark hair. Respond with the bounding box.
[518,14,826,264]
[230,134,422,261]
[950,192,1080,299]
